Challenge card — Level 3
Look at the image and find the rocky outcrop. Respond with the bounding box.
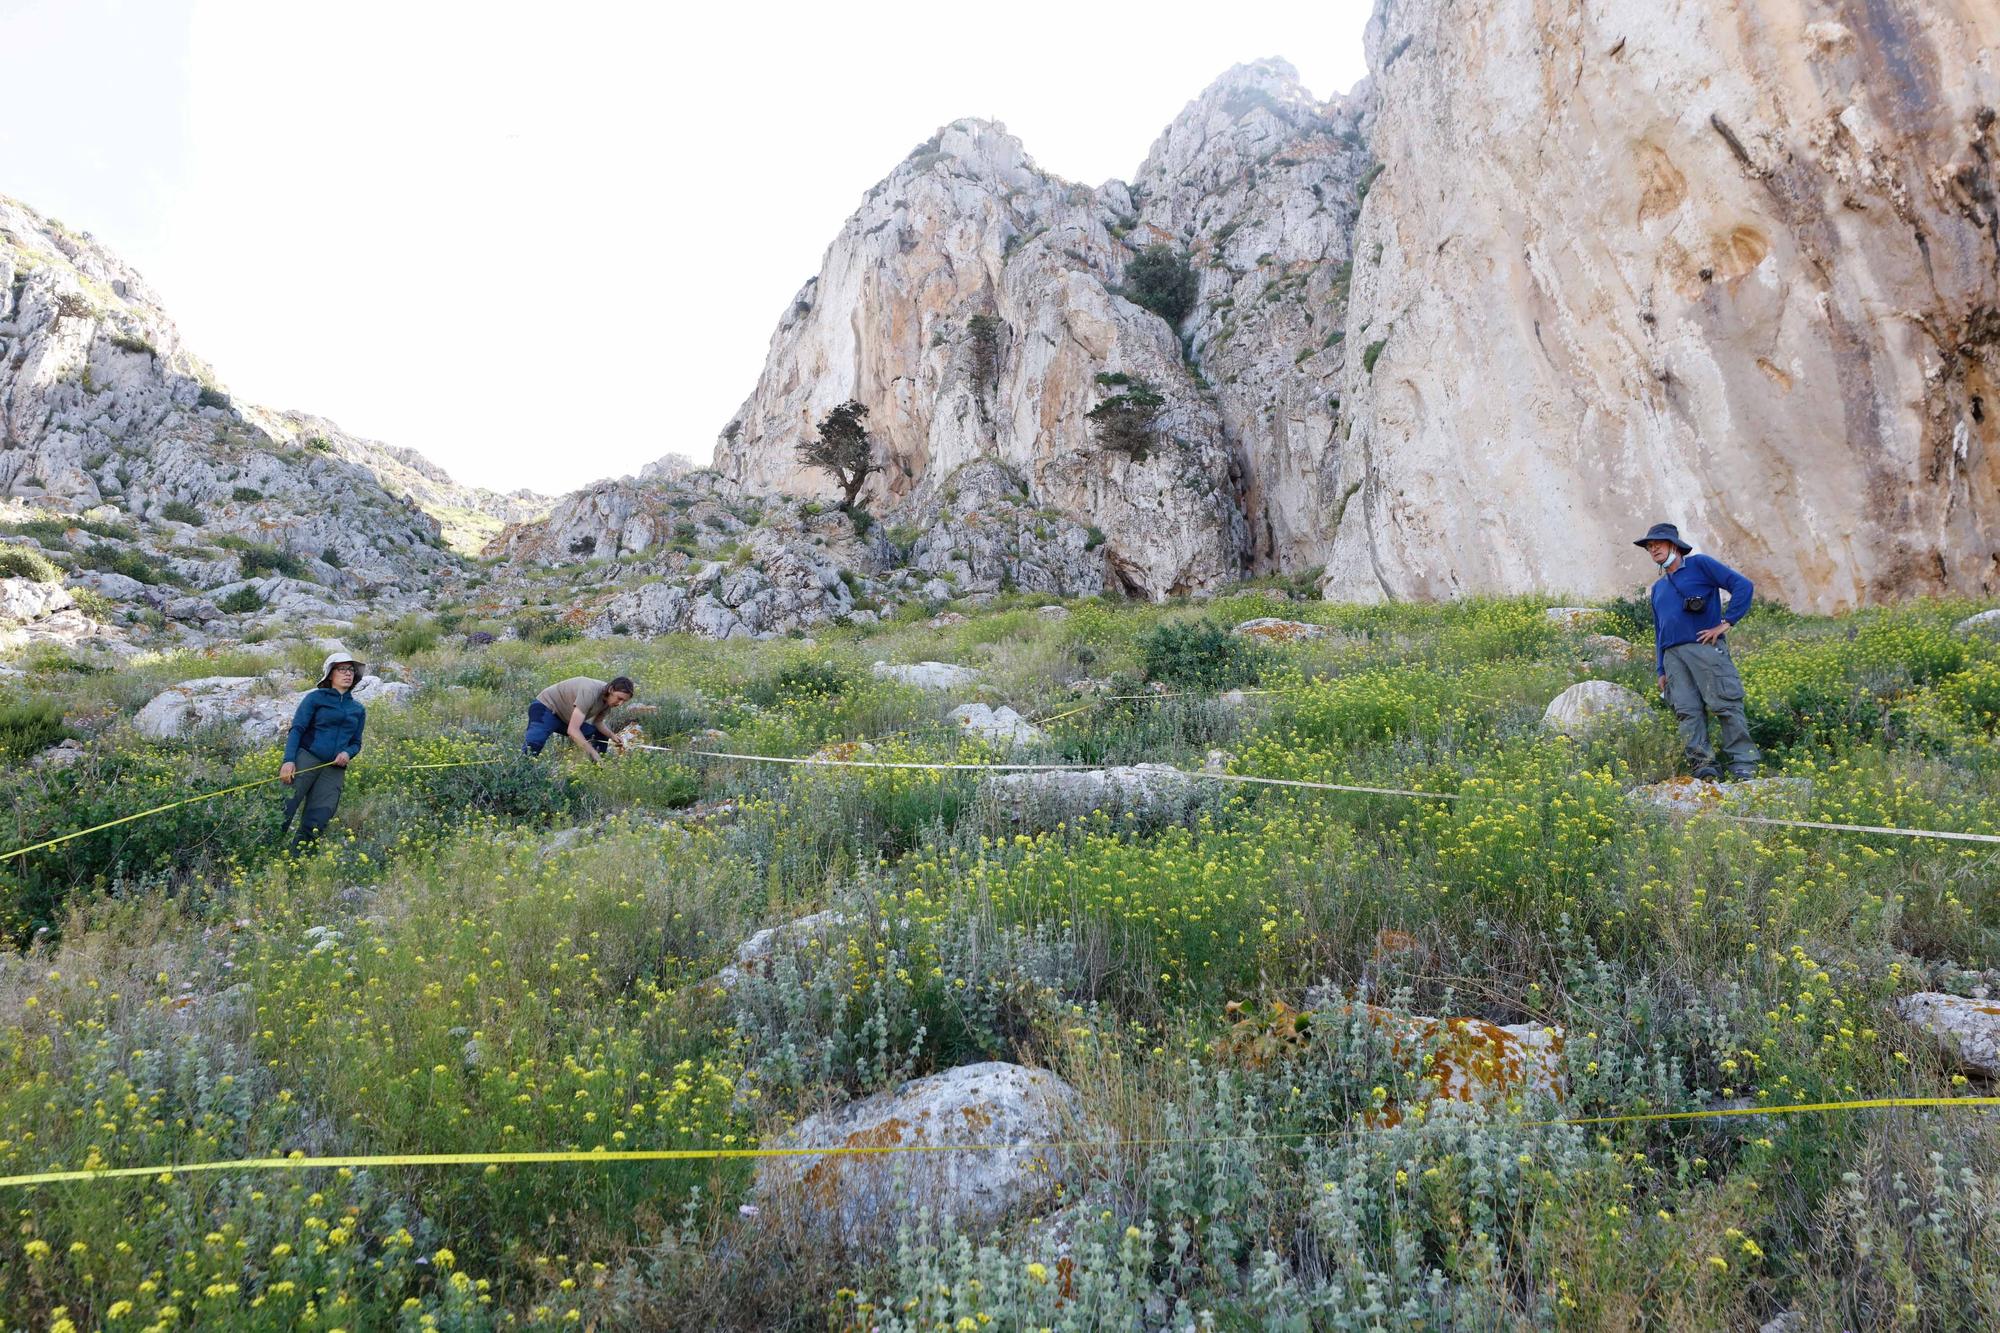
[874,660,981,690]
[700,56,1374,595]
[986,763,1202,826]
[949,703,1043,748]
[134,676,296,743]
[1320,0,2000,611]
[754,1062,1096,1245]
[1626,774,1811,814]
[0,196,461,592]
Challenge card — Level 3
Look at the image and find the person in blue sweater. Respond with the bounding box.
[281,650,367,847]
[1634,523,1760,781]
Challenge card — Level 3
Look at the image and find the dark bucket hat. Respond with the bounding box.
[1632,522,1693,553]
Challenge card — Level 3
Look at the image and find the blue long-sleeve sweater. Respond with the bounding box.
[284,687,366,764]
[1650,553,1754,675]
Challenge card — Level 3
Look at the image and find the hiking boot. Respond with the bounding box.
[1692,765,1722,782]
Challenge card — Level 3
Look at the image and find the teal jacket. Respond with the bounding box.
[285,687,366,764]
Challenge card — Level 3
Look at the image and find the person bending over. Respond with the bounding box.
[522,674,634,763]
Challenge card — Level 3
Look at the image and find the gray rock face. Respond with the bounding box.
[1897,992,2000,1076]
[133,676,294,743]
[1954,609,2000,638]
[904,461,1104,598]
[0,197,459,590]
[754,1062,1095,1246]
[986,762,1201,826]
[1232,616,1330,643]
[948,703,1044,748]
[1542,681,1650,737]
[715,909,848,991]
[0,576,73,623]
[1320,0,2000,610]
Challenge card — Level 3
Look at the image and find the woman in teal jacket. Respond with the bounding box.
[282,650,367,846]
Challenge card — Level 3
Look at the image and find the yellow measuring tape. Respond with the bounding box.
[1,758,503,863]
[2,1095,1994,1190]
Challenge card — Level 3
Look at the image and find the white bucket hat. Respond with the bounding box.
[317,650,365,689]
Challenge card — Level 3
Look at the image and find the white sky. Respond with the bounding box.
[2,0,1373,494]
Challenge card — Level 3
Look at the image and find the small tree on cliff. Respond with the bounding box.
[799,399,879,510]
[1123,245,1198,327]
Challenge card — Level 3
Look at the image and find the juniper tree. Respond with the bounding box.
[799,399,879,510]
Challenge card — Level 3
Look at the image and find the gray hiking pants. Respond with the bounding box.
[1661,640,1760,775]
[285,749,348,846]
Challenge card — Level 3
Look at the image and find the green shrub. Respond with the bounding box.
[386,616,441,657]
[745,657,852,708]
[78,545,173,587]
[230,486,263,502]
[237,544,307,579]
[1123,245,1198,325]
[158,500,205,525]
[0,543,61,584]
[1087,378,1165,461]
[1138,618,1262,691]
[0,697,70,757]
[515,613,580,645]
[1361,338,1388,374]
[216,586,265,614]
[196,385,231,410]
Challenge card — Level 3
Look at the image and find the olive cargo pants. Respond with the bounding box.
[283,749,347,846]
[1661,640,1760,776]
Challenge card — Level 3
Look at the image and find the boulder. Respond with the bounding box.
[352,675,415,707]
[986,763,1200,826]
[872,660,982,690]
[949,703,1044,748]
[754,1062,1096,1245]
[134,676,295,743]
[928,611,969,628]
[0,577,73,623]
[1036,605,1071,620]
[32,738,86,769]
[1232,617,1329,643]
[1896,993,2000,1076]
[1542,680,1650,737]
[1954,609,2000,638]
[1544,607,1604,627]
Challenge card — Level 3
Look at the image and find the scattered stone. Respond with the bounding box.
[1624,775,1811,815]
[1580,633,1634,666]
[1035,604,1071,620]
[872,660,982,690]
[1953,609,2000,638]
[753,1062,1097,1246]
[986,763,1201,826]
[808,739,877,763]
[928,611,969,628]
[352,675,415,707]
[1544,606,1604,627]
[1897,993,2000,1076]
[949,703,1044,747]
[1232,617,1330,643]
[1202,748,1233,774]
[1758,1315,1805,1333]
[1541,680,1650,737]
[716,909,849,990]
[32,738,85,769]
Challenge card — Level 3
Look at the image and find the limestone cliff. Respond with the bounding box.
[712,61,1370,599]
[1323,0,2000,610]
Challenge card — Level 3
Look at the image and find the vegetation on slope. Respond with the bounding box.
[2,591,1998,1328]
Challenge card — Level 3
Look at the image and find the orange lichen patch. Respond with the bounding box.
[1234,620,1325,643]
[1712,225,1771,281]
[1372,929,1421,961]
[796,1115,916,1208]
[1756,357,1794,391]
[1635,143,1688,224]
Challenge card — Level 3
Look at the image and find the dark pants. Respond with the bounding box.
[523,699,608,755]
[1662,640,1761,776]
[284,749,347,846]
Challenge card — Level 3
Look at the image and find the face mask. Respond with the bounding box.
[1653,549,1674,567]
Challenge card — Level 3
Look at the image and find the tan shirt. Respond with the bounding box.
[536,676,611,726]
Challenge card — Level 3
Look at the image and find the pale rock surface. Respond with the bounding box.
[1232,616,1330,643]
[1544,607,1604,627]
[948,703,1044,747]
[903,461,1103,598]
[1897,992,2000,1076]
[1581,633,1636,666]
[1954,609,2000,638]
[873,660,982,690]
[0,576,72,623]
[715,910,848,991]
[1542,680,1651,737]
[1321,0,2000,610]
[754,1062,1096,1245]
[352,675,415,707]
[986,762,1201,825]
[134,676,294,744]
